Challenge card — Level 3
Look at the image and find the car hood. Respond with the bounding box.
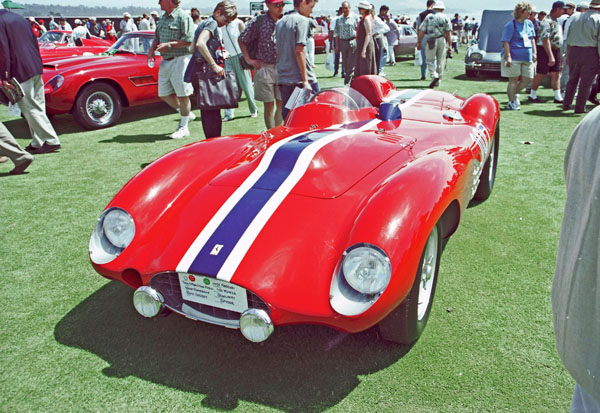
[209,125,410,199]
[42,53,141,71]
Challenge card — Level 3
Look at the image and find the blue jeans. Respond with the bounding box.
[279,82,320,121]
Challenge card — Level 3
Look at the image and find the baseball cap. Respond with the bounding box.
[74,18,82,24]
[265,0,284,4]
[552,1,566,10]
[564,1,575,7]
[433,1,446,10]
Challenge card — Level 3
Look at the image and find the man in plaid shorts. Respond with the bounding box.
[148,0,195,139]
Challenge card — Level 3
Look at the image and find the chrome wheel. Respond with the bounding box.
[85,91,114,126]
[417,225,439,321]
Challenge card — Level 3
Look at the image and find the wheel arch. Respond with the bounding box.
[70,78,130,112]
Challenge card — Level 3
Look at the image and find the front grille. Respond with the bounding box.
[149,272,269,325]
[479,63,500,71]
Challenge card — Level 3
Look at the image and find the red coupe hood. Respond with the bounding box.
[209,124,411,199]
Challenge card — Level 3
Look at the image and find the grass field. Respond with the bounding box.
[0,47,590,412]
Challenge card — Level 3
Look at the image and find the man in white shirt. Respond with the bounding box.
[375,5,390,75]
[72,19,90,42]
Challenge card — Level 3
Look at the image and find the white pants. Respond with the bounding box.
[425,37,447,80]
[17,75,60,148]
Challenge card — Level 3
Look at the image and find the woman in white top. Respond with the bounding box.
[221,17,258,121]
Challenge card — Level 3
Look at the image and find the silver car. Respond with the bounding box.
[465,10,513,77]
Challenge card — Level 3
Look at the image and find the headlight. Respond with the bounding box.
[103,208,135,248]
[342,245,391,294]
[89,207,135,264]
[330,243,392,316]
[470,52,483,61]
[44,74,64,93]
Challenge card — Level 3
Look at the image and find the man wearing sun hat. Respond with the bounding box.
[562,0,600,113]
[417,0,451,88]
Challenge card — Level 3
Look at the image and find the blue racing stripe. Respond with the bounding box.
[188,130,330,276]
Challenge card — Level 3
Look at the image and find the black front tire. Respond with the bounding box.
[73,83,122,130]
[473,124,500,201]
[378,220,443,345]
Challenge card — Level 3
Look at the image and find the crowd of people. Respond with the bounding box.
[1,0,600,165]
[500,0,600,113]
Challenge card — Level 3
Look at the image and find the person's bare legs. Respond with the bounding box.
[263,101,275,129]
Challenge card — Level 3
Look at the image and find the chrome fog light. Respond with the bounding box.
[239,309,274,343]
[133,286,164,318]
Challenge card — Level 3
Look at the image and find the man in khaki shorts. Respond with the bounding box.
[239,0,287,129]
[148,0,195,139]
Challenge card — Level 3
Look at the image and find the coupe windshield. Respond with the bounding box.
[106,34,154,55]
[39,32,67,43]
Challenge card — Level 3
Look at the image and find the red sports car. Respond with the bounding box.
[89,76,500,346]
[39,30,114,61]
[42,31,160,129]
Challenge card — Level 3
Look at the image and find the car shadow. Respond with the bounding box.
[98,133,173,144]
[2,114,84,136]
[54,281,411,411]
[522,109,572,117]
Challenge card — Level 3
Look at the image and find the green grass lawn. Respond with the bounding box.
[0,47,588,411]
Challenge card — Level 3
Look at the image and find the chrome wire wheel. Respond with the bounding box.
[417,225,439,321]
[85,91,114,126]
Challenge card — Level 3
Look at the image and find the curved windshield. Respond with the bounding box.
[310,87,373,110]
[39,31,67,44]
[106,33,154,55]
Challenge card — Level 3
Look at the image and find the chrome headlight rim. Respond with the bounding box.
[102,207,136,249]
[341,243,392,295]
[89,207,135,265]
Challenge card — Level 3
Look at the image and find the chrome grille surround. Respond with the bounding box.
[149,272,270,329]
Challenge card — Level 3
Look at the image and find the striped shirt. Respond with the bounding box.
[335,13,359,40]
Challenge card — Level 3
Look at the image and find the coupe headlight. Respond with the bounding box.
[103,208,135,248]
[44,74,64,93]
[342,245,392,294]
[470,52,483,61]
[89,207,135,264]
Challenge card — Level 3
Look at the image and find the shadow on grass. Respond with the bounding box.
[54,281,411,411]
[99,133,172,144]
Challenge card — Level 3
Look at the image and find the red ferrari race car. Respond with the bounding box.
[42,31,160,129]
[39,30,114,61]
[89,76,500,346]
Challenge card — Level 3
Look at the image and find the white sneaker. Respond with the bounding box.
[250,111,258,118]
[506,101,520,111]
[169,126,190,139]
[188,111,196,121]
[223,114,234,122]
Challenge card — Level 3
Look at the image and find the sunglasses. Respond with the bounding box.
[271,3,285,8]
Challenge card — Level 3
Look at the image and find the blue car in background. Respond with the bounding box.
[465,10,513,77]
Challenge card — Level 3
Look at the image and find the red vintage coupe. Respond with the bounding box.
[42,31,159,129]
[89,75,500,346]
[39,30,114,61]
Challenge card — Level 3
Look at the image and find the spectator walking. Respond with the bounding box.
[239,0,287,129]
[89,17,103,37]
[0,7,61,154]
[189,0,237,139]
[276,0,319,121]
[0,122,34,175]
[553,105,600,413]
[328,7,345,77]
[49,16,59,31]
[354,1,377,79]
[373,6,389,76]
[529,1,565,103]
[416,0,436,80]
[562,0,600,113]
[119,12,137,38]
[139,13,151,31]
[222,16,258,121]
[383,11,399,66]
[417,0,451,88]
[335,1,359,84]
[147,0,195,139]
[72,19,90,42]
[560,1,577,94]
[502,1,537,110]
[150,11,159,30]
